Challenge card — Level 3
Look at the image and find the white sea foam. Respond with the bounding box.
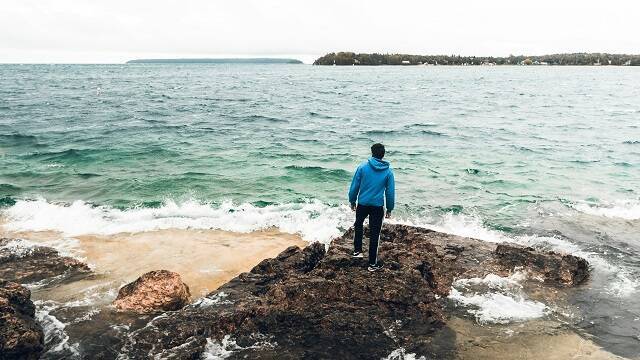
[448,289,547,324]
[448,272,547,324]
[2,198,637,296]
[0,238,38,257]
[383,348,426,360]
[1,198,352,244]
[193,292,231,307]
[201,334,276,360]
[573,199,640,220]
[398,212,638,297]
[35,300,80,356]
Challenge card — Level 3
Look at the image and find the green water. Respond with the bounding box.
[0,64,639,356]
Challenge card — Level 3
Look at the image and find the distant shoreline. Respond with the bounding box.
[126,58,303,64]
[314,52,640,66]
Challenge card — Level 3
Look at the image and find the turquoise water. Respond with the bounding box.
[1,64,639,356]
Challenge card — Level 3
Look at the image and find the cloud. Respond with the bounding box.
[0,0,638,63]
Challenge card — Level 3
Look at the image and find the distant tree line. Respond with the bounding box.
[313,52,640,66]
[127,58,303,64]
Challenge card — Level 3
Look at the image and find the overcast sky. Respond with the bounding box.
[1,0,639,63]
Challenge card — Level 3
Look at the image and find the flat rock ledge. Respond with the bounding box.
[0,280,44,360]
[0,238,91,286]
[113,270,191,314]
[119,224,589,359]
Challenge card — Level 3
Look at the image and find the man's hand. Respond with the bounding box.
[385,211,391,219]
[351,203,357,211]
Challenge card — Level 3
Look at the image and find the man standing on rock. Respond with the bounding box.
[348,143,395,272]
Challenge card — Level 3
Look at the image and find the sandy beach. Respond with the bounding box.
[1,223,306,301]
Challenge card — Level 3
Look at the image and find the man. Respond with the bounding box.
[348,143,395,272]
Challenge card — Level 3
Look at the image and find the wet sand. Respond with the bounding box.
[1,224,306,302]
[450,317,626,359]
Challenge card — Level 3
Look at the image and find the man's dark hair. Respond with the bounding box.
[371,143,385,159]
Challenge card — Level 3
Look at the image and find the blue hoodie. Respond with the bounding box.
[348,156,395,211]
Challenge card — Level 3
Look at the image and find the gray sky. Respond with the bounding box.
[1,0,639,63]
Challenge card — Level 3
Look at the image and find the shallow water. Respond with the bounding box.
[0,64,639,357]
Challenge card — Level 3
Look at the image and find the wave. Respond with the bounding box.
[0,183,21,193]
[572,199,640,220]
[284,165,351,180]
[363,129,396,135]
[1,198,352,244]
[23,148,95,161]
[418,130,446,136]
[2,198,636,297]
[0,133,39,143]
[244,114,289,123]
[0,196,16,207]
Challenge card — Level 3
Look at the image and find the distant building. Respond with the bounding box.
[402,60,411,65]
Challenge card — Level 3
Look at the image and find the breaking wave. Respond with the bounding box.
[572,199,640,220]
[2,198,636,297]
[1,198,352,244]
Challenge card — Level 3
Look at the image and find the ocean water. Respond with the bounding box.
[1,64,639,357]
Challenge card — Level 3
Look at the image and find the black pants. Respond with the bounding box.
[353,205,384,266]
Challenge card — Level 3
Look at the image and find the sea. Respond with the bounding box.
[0,64,639,357]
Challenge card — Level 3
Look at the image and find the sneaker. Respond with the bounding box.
[368,263,383,272]
[352,251,363,258]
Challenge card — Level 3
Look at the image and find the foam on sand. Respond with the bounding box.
[448,272,547,324]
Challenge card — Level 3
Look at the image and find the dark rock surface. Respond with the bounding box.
[0,238,91,286]
[495,244,589,286]
[113,270,191,313]
[0,280,44,360]
[118,224,590,359]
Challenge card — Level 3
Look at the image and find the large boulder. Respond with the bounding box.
[113,270,191,313]
[0,238,91,286]
[0,281,44,359]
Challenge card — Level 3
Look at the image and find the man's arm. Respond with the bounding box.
[348,165,362,210]
[385,170,395,218]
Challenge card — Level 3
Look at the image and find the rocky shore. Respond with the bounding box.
[0,225,592,359]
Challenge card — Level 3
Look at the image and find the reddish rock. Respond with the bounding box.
[0,280,44,359]
[113,270,191,313]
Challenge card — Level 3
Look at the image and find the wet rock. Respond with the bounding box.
[0,280,44,359]
[113,270,191,313]
[0,238,91,286]
[495,244,589,286]
[112,224,590,359]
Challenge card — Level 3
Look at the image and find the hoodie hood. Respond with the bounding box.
[368,156,390,171]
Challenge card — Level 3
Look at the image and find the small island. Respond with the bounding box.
[314,52,640,66]
[126,58,303,64]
